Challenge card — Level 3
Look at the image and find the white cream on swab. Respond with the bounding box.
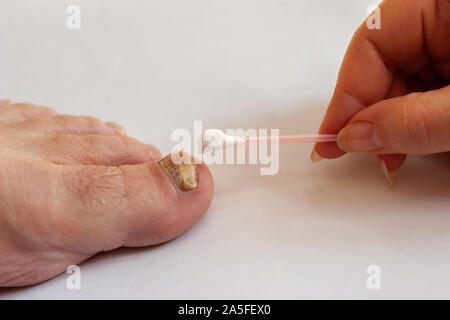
[201,129,337,152]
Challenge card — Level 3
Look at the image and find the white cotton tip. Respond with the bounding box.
[201,129,227,152]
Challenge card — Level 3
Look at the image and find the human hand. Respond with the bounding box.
[312,0,450,182]
[0,100,213,287]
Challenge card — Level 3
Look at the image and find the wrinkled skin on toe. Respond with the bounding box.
[0,101,214,287]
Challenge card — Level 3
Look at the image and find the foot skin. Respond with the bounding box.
[0,101,214,287]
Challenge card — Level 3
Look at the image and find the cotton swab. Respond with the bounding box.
[201,129,337,152]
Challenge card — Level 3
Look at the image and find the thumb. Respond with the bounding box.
[57,152,214,252]
[337,85,450,155]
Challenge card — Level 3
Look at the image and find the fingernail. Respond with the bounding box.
[377,156,395,184]
[337,122,383,152]
[158,151,198,192]
[106,122,126,135]
[310,147,323,163]
[147,145,162,161]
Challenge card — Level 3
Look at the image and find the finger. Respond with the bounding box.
[0,102,58,121]
[416,66,437,86]
[378,71,409,178]
[54,152,214,252]
[337,85,450,155]
[385,71,408,99]
[311,72,409,163]
[32,135,161,165]
[314,0,448,160]
[377,154,407,184]
[374,71,409,180]
[17,115,125,136]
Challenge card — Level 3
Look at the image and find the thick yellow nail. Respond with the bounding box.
[310,148,323,163]
[378,156,395,184]
[158,151,198,192]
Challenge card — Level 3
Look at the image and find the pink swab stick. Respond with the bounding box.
[201,130,337,151]
[245,134,337,144]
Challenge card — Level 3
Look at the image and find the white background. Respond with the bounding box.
[1,0,449,299]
